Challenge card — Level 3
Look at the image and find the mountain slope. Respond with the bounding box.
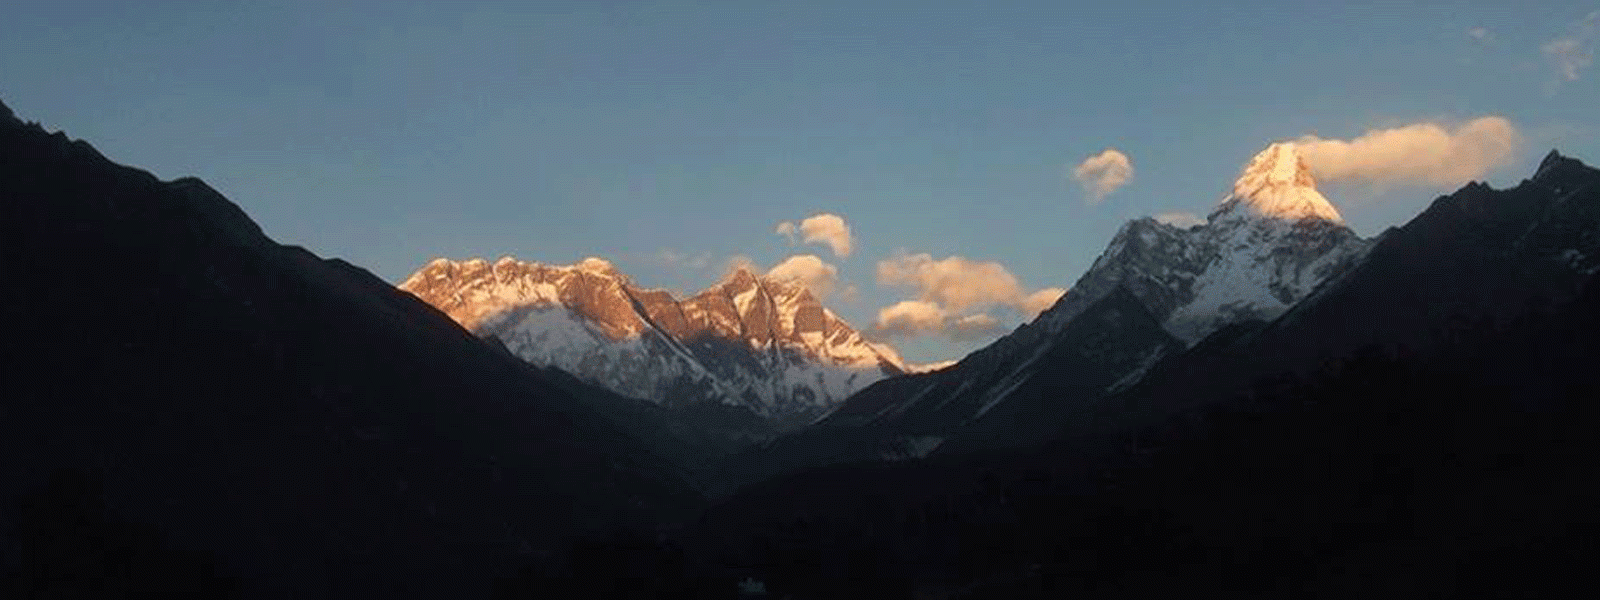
[1090,149,1600,436]
[796,142,1368,449]
[0,99,703,598]
[684,151,1600,599]
[400,257,904,423]
[707,286,1181,496]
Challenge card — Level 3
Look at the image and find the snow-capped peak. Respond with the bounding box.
[1218,142,1343,223]
[575,256,619,275]
[399,255,906,420]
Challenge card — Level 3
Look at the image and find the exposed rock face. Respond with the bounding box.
[399,258,905,421]
[724,142,1376,475]
[1033,141,1371,345]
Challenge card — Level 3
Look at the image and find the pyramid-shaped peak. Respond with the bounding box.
[1236,142,1316,192]
[718,264,760,286]
[1222,142,1343,223]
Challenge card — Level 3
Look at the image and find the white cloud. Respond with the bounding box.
[801,213,853,257]
[722,255,758,278]
[877,252,1027,312]
[1071,148,1134,204]
[774,221,797,243]
[1154,212,1207,229]
[1543,11,1599,83]
[875,300,949,337]
[765,254,839,300]
[775,213,854,257]
[1467,27,1492,43]
[872,303,1003,342]
[1292,116,1520,187]
[873,251,1064,340]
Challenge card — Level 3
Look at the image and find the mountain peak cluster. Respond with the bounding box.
[400,254,904,421]
[7,95,1600,598]
[398,140,1369,421]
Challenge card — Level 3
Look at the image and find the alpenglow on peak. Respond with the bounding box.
[1220,142,1344,223]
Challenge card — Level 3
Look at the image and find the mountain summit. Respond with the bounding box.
[1033,141,1369,343]
[1219,142,1343,223]
[399,257,904,423]
[798,142,1372,453]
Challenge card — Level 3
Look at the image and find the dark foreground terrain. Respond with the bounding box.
[5,98,1600,598]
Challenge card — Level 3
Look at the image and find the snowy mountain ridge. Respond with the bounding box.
[1034,141,1371,344]
[812,142,1374,433]
[399,256,905,422]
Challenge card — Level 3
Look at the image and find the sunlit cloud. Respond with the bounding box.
[765,254,839,300]
[775,213,854,257]
[1020,287,1066,316]
[1293,117,1520,187]
[1071,148,1134,204]
[873,251,1063,340]
[875,300,949,337]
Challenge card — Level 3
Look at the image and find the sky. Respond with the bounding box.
[3,0,1597,363]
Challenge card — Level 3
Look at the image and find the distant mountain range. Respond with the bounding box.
[399,256,905,425]
[692,149,1600,598]
[713,142,1374,482]
[10,91,1600,598]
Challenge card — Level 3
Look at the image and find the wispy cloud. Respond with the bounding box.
[654,248,712,270]
[1154,212,1207,228]
[1467,27,1493,43]
[775,213,854,257]
[1293,116,1520,187]
[872,251,1064,340]
[1071,148,1134,204]
[1543,11,1599,89]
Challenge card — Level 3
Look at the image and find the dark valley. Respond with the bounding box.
[4,88,1599,600]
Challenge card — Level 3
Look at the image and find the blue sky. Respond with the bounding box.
[3,1,1596,363]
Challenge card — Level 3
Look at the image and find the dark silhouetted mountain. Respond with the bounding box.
[0,99,709,598]
[677,150,1600,598]
[701,143,1367,493]
[1084,149,1600,440]
[711,286,1180,493]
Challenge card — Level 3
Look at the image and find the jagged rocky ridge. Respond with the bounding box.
[688,151,1600,598]
[809,142,1370,443]
[399,258,904,423]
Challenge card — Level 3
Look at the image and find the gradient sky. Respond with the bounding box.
[3,1,1597,363]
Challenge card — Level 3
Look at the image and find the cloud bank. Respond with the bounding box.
[1072,148,1134,204]
[775,213,854,257]
[1293,117,1520,187]
[872,252,1065,340]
